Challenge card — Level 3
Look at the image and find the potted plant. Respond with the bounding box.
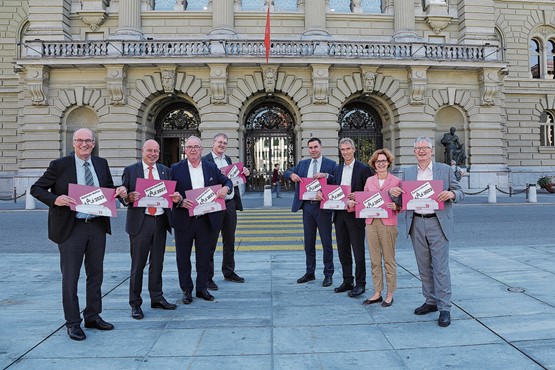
[537,176,555,193]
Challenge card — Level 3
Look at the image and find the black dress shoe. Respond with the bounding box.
[381,298,394,307]
[151,299,177,310]
[334,282,354,293]
[131,306,144,320]
[322,276,333,287]
[414,303,438,315]
[348,285,365,297]
[362,296,383,305]
[438,311,451,327]
[207,279,219,291]
[196,289,215,301]
[297,273,315,284]
[182,292,193,305]
[84,317,114,330]
[67,325,86,341]
[225,273,245,283]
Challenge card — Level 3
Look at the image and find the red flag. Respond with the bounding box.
[264,6,271,63]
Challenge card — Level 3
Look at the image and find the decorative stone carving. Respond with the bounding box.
[312,65,330,104]
[426,17,451,35]
[160,68,176,94]
[424,0,451,35]
[362,71,377,93]
[408,66,428,105]
[209,64,228,104]
[479,68,499,106]
[77,0,107,31]
[106,65,128,105]
[26,67,50,106]
[262,66,277,93]
[351,0,362,13]
[175,1,188,11]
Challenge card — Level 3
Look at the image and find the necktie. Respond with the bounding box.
[84,162,94,186]
[147,166,156,216]
[312,159,318,178]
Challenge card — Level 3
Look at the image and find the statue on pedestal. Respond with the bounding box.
[441,127,466,166]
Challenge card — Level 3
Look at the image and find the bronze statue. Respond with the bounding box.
[441,127,466,166]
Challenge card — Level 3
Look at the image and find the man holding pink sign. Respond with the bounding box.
[31,128,127,341]
[284,137,336,287]
[389,136,464,327]
[121,140,180,320]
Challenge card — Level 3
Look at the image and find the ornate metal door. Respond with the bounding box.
[244,102,295,191]
[338,102,383,165]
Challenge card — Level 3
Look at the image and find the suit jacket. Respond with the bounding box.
[30,155,114,244]
[170,159,233,232]
[333,160,373,228]
[401,162,464,240]
[202,153,243,211]
[121,162,172,236]
[364,172,402,226]
[284,157,337,212]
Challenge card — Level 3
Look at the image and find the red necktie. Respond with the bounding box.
[147,166,156,216]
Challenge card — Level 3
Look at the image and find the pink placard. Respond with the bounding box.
[354,191,393,219]
[184,185,226,217]
[68,183,117,217]
[220,162,247,186]
[320,184,351,210]
[299,177,326,201]
[401,180,445,212]
[134,178,177,209]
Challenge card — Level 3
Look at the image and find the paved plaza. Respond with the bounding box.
[1,191,554,369]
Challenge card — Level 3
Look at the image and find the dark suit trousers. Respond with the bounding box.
[209,199,237,279]
[302,202,334,277]
[129,215,168,307]
[58,220,106,327]
[175,216,219,293]
[334,211,366,286]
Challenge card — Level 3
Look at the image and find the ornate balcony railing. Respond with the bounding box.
[24,39,498,62]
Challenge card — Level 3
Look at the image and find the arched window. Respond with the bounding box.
[548,40,555,78]
[540,111,555,147]
[338,102,383,165]
[530,39,541,78]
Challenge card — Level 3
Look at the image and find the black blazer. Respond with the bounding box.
[202,153,244,211]
[332,160,373,228]
[121,162,172,236]
[30,155,114,244]
[170,159,233,232]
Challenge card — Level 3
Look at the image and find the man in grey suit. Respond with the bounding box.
[389,136,464,327]
[122,140,179,320]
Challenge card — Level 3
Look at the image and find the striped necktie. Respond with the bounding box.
[84,162,94,186]
[147,166,156,216]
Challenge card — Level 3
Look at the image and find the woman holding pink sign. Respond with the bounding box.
[360,148,401,307]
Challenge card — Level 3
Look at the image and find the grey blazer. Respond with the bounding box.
[401,162,464,240]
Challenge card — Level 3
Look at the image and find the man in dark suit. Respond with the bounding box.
[30,128,127,341]
[121,139,179,320]
[331,138,373,298]
[171,135,233,304]
[389,136,464,327]
[284,137,337,287]
[202,133,250,289]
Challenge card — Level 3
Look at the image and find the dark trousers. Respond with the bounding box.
[175,216,219,293]
[129,215,168,307]
[334,211,366,286]
[302,202,334,277]
[209,199,237,279]
[58,220,106,327]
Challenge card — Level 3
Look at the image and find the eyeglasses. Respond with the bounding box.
[185,145,201,151]
[216,141,228,145]
[375,160,388,164]
[74,139,94,144]
[414,147,431,151]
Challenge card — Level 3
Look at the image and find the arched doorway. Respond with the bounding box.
[338,102,383,165]
[244,102,296,191]
[154,102,201,167]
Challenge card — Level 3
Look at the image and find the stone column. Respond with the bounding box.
[303,0,329,37]
[209,0,236,36]
[114,0,144,39]
[392,0,418,41]
[457,0,496,44]
[26,0,71,40]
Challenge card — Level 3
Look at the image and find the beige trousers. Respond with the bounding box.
[365,219,398,294]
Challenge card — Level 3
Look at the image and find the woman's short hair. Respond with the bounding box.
[368,148,395,169]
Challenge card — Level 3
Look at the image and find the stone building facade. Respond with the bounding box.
[0,0,554,195]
